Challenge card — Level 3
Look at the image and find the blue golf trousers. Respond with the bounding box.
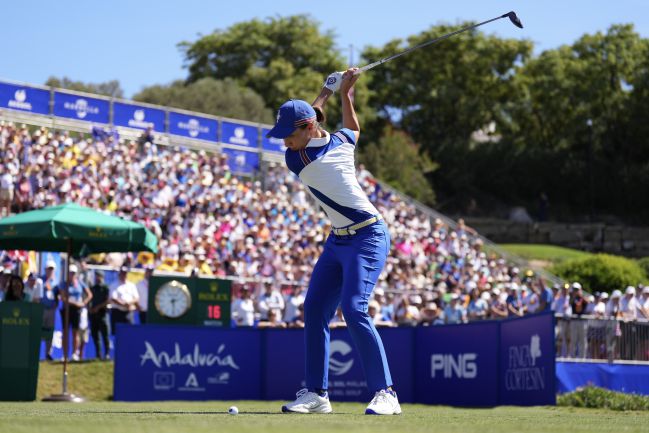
[304,220,393,392]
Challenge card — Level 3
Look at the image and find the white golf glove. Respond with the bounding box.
[323,71,344,93]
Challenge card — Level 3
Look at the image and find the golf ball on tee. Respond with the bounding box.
[228,406,239,415]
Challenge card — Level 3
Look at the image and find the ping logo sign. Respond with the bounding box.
[431,353,477,379]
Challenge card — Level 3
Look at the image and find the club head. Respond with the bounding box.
[504,11,524,29]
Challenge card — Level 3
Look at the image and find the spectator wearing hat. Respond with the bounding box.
[40,260,60,360]
[136,266,153,324]
[637,287,649,320]
[569,282,589,358]
[638,287,649,361]
[535,280,555,312]
[587,292,608,359]
[395,295,420,326]
[620,286,639,360]
[231,286,255,327]
[283,285,306,323]
[23,272,43,303]
[369,300,395,327]
[257,281,285,321]
[553,284,572,357]
[506,285,525,318]
[109,267,139,334]
[58,264,93,361]
[605,290,623,360]
[444,294,467,324]
[89,270,111,360]
[467,289,489,321]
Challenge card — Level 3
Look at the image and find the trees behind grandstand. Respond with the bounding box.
[45,77,124,98]
[132,78,273,124]
[362,23,649,221]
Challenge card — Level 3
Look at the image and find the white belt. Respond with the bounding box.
[332,215,382,236]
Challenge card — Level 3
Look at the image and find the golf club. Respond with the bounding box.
[354,11,523,75]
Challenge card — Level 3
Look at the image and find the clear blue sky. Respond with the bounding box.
[2,0,648,97]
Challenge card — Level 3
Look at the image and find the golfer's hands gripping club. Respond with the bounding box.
[340,68,361,94]
[323,71,344,93]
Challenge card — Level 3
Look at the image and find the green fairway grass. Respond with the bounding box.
[499,244,593,264]
[2,401,648,433]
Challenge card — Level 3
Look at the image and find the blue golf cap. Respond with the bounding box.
[266,99,317,139]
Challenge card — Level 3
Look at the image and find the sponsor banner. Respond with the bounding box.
[53,91,109,123]
[113,102,165,132]
[415,322,500,406]
[499,313,555,405]
[0,82,50,115]
[261,128,286,153]
[169,111,217,142]
[222,148,259,175]
[221,121,257,149]
[557,362,649,396]
[264,328,414,402]
[114,325,261,401]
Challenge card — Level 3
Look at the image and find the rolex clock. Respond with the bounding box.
[148,275,231,326]
[154,280,192,319]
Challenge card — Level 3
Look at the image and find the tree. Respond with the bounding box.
[361,24,532,204]
[179,15,374,129]
[133,78,273,123]
[501,24,649,216]
[45,77,124,98]
[359,128,437,205]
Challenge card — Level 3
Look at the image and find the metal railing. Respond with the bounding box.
[555,315,649,363]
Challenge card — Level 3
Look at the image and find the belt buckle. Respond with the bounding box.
[348,229,356,235]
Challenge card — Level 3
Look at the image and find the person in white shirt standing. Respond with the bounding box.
[136,265,153,324]
[109,266,139,334]
[553,284,572,357]
[0,165,14,217]
[620,286,638,360]
[257,281,285,321]
[231,286,255,327]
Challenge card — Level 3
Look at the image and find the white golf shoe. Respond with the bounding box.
[281,388,333,414]
[365,389,402,415]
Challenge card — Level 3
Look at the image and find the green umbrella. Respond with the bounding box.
[0,202,157,256]
[0,202,158,402]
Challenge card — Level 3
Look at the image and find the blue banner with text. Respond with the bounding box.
[499,312,556,405]
[221,121,257,149]
[113,314,555,405]
[0,82,50,115]
[169,111,217,142]
[113,102,165,132]
[114,325,261,401]
[53,91,109,124]
[415,321,500,406]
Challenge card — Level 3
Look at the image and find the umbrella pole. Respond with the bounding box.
[42,238,84,402]
[62,239,70,395]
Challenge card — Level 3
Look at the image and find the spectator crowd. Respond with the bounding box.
[0,121,648,361]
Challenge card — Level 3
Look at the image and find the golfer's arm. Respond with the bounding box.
[312,88,333,111]
[341,92,360,141]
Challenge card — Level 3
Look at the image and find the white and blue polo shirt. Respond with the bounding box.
[285,128,380,229]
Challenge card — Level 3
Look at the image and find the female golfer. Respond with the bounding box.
[266,68,400,415]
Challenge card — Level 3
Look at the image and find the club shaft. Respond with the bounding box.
[357,14,508,74]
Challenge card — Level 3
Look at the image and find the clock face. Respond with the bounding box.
[155,281,192,319]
